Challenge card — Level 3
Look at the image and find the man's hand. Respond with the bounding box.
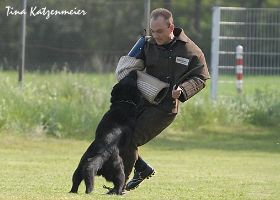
[172,86,183,99]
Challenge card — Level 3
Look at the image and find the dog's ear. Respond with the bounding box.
[110,83,119,102]
[127,70,137,80]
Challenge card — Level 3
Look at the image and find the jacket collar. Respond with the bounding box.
[148,27,189,45]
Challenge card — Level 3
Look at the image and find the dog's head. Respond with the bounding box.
[110,70,141,106]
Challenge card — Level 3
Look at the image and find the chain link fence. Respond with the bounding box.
[0,0,146,72]
[1,0,206,73]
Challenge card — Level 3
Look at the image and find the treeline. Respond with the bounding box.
[0,0,279,72]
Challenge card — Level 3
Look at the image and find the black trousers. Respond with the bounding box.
[130,105,176,170]
[132,106,177,147]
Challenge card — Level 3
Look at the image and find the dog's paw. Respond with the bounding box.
[107,188,125,195]
[85,188,93,194]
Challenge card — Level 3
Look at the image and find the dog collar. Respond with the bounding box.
[116,100,137,107]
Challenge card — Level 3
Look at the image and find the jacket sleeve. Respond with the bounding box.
[178,76,206,102]
[178,53,210,102]
[136,46,145,61]
[136,40,146,63]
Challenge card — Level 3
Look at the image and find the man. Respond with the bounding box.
[125,8,210,190]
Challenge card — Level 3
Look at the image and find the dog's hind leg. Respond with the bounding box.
[83,156,104,194]
[83,165,94,194]
[70,165,83,193]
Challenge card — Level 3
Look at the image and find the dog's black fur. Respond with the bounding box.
[70,71,140,195]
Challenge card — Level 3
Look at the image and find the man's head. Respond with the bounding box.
[150,8,174,45]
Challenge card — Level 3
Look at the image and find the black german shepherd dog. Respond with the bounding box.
[70,71,140,195]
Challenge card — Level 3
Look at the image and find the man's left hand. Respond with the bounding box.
[172,87,182,99]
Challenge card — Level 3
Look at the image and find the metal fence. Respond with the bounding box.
[1,0,216,75]
[211,7,280,99]
[0,0,147,72]
[0,0,198,73]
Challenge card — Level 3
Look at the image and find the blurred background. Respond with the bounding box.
[0,0,279,138]
[1,0,279,73]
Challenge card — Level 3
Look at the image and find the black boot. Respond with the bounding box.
[125,157,155,191]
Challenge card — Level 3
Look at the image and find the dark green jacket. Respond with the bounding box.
[138,27,210,113]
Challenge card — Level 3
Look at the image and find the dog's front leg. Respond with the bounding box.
[123,147,138,185]
[107,171,125,195]
[107,157,125,195]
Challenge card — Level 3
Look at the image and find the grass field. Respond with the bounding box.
[1,71,279,138]
[0,71,280,199]
[216,75,280,96]
[0,126,279,200]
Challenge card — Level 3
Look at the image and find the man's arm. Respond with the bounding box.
[177,76,206,102]
[176,53,210,102]
[135,40,146,61]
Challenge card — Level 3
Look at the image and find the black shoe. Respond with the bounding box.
[125,165,155,191]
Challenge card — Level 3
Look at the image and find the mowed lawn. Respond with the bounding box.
[0,126,279,200]
[0,72,279,199]
[217,75,280,97]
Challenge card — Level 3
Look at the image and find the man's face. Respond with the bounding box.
[150,16,174,45]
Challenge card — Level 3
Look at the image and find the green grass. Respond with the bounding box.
[0,126,279,200]
[0,71,280,199]
[217,75,280,96]
[0,71,279,139]
[0,72,116,139]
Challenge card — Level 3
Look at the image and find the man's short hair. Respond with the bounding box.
[150,8,174,27]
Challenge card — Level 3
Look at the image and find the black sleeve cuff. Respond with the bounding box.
[178,86,187,102]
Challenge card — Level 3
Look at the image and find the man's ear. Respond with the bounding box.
[169,23,175,32]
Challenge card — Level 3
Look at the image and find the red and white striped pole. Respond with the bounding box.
[236,45,244,94]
